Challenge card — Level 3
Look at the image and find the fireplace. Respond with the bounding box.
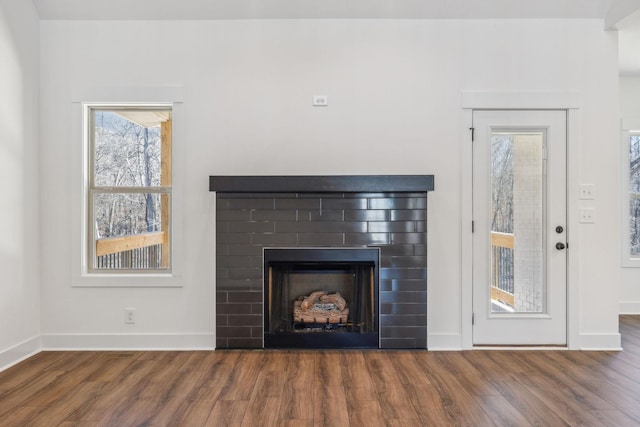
[264,248,379,348]
[211,175,434,349]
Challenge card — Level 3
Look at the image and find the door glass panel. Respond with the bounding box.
[490,131,546,313]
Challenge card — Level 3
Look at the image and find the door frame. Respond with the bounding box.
[460,91,581,349]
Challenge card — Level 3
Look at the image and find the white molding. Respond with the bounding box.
[460,109,474,349]
[0,336,42,372]
[71,86,184,103]
[41,333,215,350]
[461,92,581,349]
[461,91,580,110]
[578,333,622,351]
[620,301,640,314]
[69,86,186,287]
[427,333,462,351]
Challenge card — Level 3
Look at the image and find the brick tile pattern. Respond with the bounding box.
[216,192,428,349]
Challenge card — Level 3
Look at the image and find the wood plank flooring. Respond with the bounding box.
[1,316,639,426]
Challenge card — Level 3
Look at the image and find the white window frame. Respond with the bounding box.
[622,118,640,268]
[71,86,184,287]
[86,104,173,274]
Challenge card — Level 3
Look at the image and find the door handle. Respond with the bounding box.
[555,242,566,250]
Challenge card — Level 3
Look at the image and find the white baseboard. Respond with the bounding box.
[427,333,462,350]
[578,333,622,351]
[619,301,640,314]
[0,336,42,372]
[41,333,216,350]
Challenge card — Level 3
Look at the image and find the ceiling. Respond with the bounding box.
[31,0,640,75]
[31,0,621,21]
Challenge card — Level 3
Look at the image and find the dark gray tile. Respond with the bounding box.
[380,291,427,304]
[228,267,263,280]
[251,210,298,221]
[381,326,427,340]
[216,279,262,291]
[226,338,262,348]
[391,279,427,292]
[227,291,263,303]
[390,233,425,244]
[380,303,428,315]
[217,210,252,221]
[378,245,415,257]
[368,197,427,210]
[275,198,321,210]
[307,210,344,222]
[276,221,367,233]
[345,210,389,221]
[221,198,275,209]
[227,314,263,326]
[251,303,264,315]
[344,233,389,246]
[227,244,264,256]
[414,244,426,256]
[251,233,298,246]
[368,221,415,233]
[227,221,274,233]
[218,326,254,338]
[216,268,229,279]
[216,233,252,245]
[415,221,426,233]
[217,255,253,268]
[379,338,417,349]
[297,233,344,246]
[390,209,426,221]
[380,314,428,327]
[217,303,253,315]
[321,198,368,210]
[388,256,428,268]
[216,291,228,303]
[380,268,427,280]
[216,314,227,326]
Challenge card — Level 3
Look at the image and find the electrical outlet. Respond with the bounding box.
[125,308,136,324]
[312,95,328,106]
[580,208,595,223]
[579,184,595,200]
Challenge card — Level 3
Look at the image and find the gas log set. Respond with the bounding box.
[293,291,349,325]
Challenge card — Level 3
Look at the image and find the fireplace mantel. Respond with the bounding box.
[209,175,434,193]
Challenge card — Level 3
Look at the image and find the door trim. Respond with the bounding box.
[460,91,580,350]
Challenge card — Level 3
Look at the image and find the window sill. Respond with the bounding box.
[71,274,183,288]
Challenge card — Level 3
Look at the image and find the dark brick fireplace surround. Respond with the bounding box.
[211,175,434,349]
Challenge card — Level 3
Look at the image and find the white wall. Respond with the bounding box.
[0,0,41,370]
[620,75,640,314]
[38,18,621,350]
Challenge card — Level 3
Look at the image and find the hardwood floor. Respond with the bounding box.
[1,316,640,426]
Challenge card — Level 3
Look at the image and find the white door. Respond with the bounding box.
[472,110,567,345]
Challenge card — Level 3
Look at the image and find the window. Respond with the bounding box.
[86,105,172,273]
[629,131,640,258]
[622,119,640,267]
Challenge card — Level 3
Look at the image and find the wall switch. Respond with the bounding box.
[312,95,328,106]
[579,184,595,200]
[125,308,136,324]
[580,208,595,223]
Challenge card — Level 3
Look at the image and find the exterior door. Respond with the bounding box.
[472,110,567,345]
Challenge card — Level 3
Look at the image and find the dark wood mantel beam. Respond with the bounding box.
[209,175,434,193]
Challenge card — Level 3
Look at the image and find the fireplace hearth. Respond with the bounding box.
[264,248,379,349]
[211,175,433,349]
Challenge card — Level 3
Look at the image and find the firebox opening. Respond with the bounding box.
[264,248,379,349]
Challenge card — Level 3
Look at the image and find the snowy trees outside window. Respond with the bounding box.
[87,106,172,271]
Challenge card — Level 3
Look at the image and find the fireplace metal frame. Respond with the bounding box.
[263,247,380,349]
